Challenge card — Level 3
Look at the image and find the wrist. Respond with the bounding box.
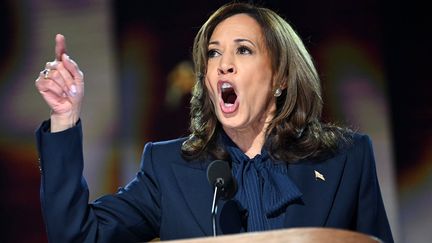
[50,112,79,132]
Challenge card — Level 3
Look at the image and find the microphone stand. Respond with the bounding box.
[211,178,223,237]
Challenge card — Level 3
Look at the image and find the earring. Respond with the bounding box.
[274,88,282,97]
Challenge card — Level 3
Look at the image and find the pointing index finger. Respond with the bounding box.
[55,34,67,61]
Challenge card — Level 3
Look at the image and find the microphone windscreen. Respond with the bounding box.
[206,160,237,199]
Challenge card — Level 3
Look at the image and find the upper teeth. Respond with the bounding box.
[221,82,232,90]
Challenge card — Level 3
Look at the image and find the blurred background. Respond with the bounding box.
[0,0,430,242]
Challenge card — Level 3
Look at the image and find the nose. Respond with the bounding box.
[217,56,236,75]
[218,65,235,75]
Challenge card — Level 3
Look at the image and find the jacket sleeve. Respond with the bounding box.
[36,120,161,243]
[355,135,394,243]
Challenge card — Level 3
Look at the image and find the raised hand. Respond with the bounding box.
[35,34,84,132]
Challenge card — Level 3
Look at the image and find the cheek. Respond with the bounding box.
[245,76,273,107]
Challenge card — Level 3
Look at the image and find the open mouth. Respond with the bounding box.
[221,82,237,106]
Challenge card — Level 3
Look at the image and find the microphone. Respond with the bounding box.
[206,160,237,236]
[207,160,237,199]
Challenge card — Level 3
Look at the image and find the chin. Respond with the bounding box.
[218,116,247,131]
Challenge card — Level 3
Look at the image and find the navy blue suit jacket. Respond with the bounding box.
[36,120,393,242]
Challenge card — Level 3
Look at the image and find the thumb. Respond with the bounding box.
[55,34,67,61]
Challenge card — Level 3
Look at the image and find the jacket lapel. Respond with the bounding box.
[171,162,214,236]
[170,152,347,232]
[284,153,347,227]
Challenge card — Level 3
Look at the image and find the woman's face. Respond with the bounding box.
[205,14,275,133]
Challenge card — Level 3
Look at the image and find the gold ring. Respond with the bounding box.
[42,69,50,79]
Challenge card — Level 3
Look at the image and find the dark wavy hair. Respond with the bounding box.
[181,2,350,162]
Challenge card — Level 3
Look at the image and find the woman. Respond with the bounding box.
[35,2,393,243]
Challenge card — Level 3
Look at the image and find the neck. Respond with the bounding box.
[224,124,267,158]
[223,104,275,158]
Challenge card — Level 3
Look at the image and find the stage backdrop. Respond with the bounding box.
[1,1,431,243]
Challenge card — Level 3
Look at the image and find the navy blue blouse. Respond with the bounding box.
[221,132,303,232]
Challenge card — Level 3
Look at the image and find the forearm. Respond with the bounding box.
[36,120,97,242]
[36,120,156,242]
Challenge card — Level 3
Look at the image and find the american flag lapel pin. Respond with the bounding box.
[314,170,325,181]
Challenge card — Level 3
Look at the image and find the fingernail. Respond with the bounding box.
[69,85,77,96]
[47,61,57,68]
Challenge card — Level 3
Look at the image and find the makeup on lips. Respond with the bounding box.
[219,80,239,114]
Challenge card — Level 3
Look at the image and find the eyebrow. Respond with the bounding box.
[208,38,256,47]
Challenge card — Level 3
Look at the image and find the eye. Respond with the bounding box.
[207,49,220,58]
[237,46,252,55]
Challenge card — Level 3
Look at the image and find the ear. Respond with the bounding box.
[280,78,288,89]
[273,78,287,90]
